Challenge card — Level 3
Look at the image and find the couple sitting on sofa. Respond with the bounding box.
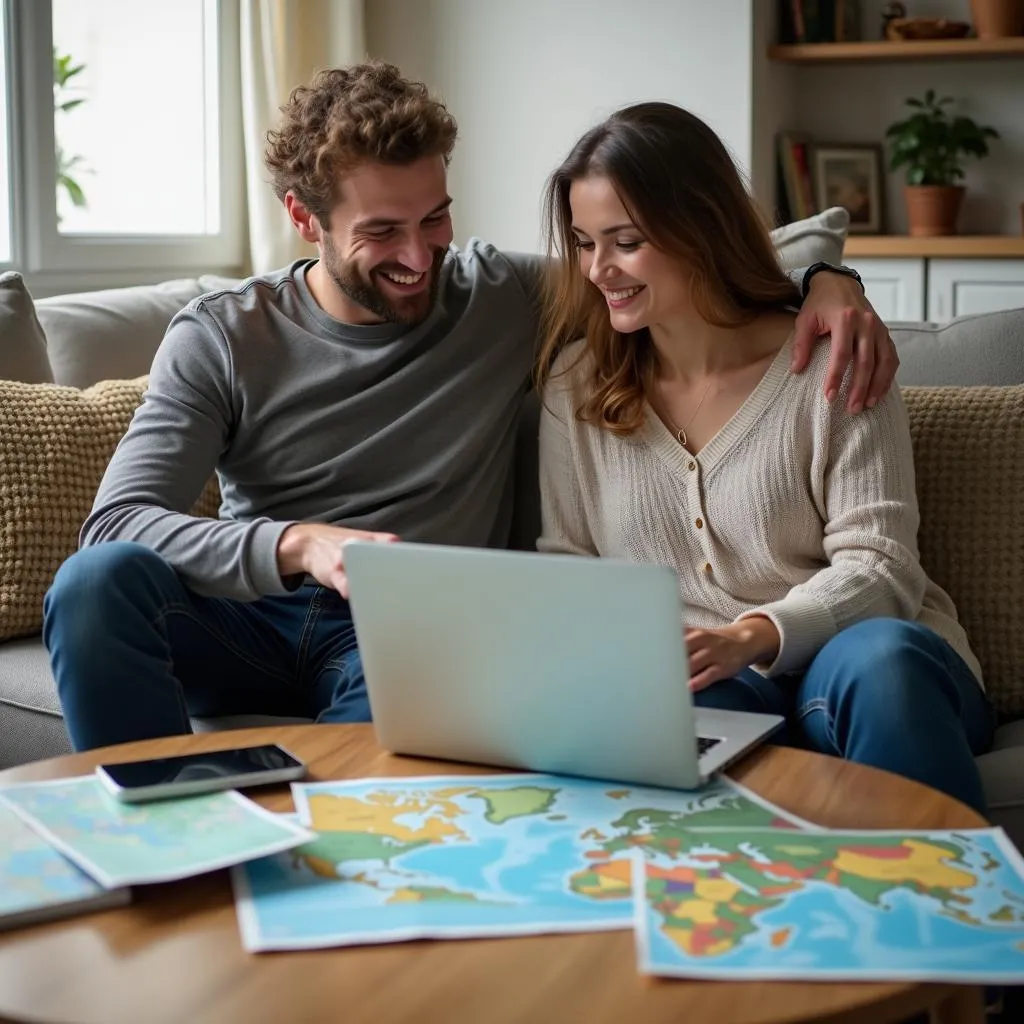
[42,61,994,815]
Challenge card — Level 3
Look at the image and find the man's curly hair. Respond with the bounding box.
[264,61,458,227]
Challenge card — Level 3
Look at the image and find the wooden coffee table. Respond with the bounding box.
[0,725,989,1024]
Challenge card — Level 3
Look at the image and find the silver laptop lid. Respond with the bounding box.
[343,541,702,790]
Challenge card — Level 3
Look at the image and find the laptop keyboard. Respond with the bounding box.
[697,735,723,756]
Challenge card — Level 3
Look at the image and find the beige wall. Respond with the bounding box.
[347,0,1021,239]
[364,0,756,252]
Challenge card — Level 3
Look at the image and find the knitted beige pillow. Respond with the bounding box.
[905,385,1024,717]
[0,377,220,641]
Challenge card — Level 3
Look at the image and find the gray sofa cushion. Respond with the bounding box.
[0,272,53,385]
[892,308,1024,387]
[0,639,71,769]
[977,746,1024,851]
[34,278,207,388]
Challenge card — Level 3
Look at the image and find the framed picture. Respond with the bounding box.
[809,144,885,234]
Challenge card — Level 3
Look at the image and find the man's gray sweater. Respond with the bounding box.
[82,240,541,601]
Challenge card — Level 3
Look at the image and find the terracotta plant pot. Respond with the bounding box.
[970,0,1024,38]
[904,185,966,237]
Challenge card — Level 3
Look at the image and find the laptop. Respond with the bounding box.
[343,541,784,790]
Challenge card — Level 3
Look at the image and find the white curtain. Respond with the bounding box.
[240,0,366,274]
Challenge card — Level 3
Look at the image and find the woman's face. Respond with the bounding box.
[568,175,689,334]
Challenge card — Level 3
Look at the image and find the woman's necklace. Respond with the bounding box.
[666,380,713,447]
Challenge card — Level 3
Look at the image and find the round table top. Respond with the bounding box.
[0,725,988,1024]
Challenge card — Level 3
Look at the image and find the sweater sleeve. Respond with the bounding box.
[537,382,598,558]
[80,305,297,601]
[736,385,928,675]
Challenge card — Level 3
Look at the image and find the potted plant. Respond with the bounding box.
[885,90,999,237]
[970,0,1024,39]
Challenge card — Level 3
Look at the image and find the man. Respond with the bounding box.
[44,62,898,751]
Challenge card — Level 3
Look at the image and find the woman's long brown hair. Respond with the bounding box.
[535,102,801,434]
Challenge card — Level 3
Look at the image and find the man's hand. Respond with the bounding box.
[277,523,399,597]
[792,270,899,414]
[685,618,780,692]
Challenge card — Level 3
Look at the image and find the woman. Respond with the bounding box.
[535,102,994,814]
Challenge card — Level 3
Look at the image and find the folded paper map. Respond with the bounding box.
[0,799,129,931]
[0,776,314,888]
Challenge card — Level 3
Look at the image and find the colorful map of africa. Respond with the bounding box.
[639,831,1000,958]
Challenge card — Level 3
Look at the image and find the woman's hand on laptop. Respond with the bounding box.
[277,524,399,597]
[685,617,780,691]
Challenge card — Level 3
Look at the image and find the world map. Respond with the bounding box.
[633,827,1024,980]
[0,800,127,929]
[232,773,811,950]
[1,777,311,888]
[233,774,1024,980]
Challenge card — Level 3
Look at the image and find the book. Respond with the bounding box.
[781,1,861,43]
[776,132,817,222]
[0,798,129,932]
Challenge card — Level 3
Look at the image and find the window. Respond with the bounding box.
[0,2,10,263]
[1,0,242,281]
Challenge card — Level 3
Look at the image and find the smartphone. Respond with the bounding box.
[95,743,307,803]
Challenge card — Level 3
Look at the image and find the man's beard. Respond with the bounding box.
[322,236,445,326]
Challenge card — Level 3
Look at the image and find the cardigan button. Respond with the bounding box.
[688,460,696,471]
[695,517,703,529]
[703,562,713,575]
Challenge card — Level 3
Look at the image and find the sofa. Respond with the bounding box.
[1,210,1023,842]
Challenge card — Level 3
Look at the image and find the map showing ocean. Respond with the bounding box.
[232,774,1024,982]
[633,828,1024,980]
[233,773,814,950]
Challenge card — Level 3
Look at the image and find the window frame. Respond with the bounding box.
[1,0,244,284]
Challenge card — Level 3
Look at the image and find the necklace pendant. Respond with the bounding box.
[676,428,686,446]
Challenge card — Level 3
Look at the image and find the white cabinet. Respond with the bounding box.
[844,256,1024,324]
[927,260,1024,322]
[846,258,926,323]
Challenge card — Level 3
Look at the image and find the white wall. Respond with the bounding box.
[786,0,1024,235]
[365,0,755,253]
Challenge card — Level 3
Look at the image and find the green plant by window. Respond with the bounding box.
[53,48,89,218]
[885,90,999,187]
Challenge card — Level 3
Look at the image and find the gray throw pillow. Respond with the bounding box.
[0,272,53,384]
[34,277,207,388]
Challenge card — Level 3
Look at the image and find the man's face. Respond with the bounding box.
[318,156,454,326]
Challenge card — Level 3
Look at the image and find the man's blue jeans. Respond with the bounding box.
[44,542,370,752]
[695,618,996,816]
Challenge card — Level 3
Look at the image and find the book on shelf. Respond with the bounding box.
[780,0,861,44]
[776,132,817,224]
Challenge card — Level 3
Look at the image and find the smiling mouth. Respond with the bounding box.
[377,269,427,290]
[604,284,645,306]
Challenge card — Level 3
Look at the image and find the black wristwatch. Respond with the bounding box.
[801,261,864,298]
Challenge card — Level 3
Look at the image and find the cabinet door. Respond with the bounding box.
[927,260,1024,322]
[844,258,925,323]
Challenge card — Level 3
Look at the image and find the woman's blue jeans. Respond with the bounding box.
[695,618,996,816]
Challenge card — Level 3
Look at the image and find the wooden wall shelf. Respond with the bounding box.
[769,38,1024,63]
[843,236,1024,258]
